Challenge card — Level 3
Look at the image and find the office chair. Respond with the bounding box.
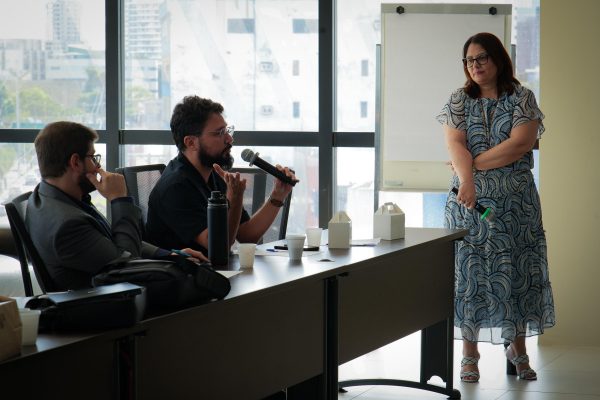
[116,163,166,229]
[230,167,292,244]
[4,192,57,295]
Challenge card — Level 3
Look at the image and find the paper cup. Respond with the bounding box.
[19,308,41,346]
[238,243,257,268]
[305,227,323,247]
[285,234,305,261]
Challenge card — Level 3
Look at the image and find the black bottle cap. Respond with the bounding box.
[209,191,225,200]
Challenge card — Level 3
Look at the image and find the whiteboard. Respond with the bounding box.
[377,4,511,191]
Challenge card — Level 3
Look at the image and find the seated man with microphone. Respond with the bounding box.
[145,95,297,257]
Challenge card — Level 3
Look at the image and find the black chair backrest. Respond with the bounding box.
[230,167,292,244]
[116,164,166,227]
[4,192,57,295]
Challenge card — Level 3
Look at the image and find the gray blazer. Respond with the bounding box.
[25,181,159,290]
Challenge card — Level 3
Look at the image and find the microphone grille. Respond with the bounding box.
[241,148,254,162]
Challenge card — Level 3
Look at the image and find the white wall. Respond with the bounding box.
[539,0,600,345]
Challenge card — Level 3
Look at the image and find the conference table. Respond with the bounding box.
[0,227,465,400]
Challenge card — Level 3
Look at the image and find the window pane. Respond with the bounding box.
[336,0,380,132]
[334,149,449,232]
[123,144,318,235]
[123,144,178,167]
[514,1,540,98]
[124,0,318,131]
[0,0,105,129]
[379,191,445,228]
[0,144,39,227]
[335,148,374,238]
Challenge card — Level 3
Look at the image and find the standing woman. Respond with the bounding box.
[436,32,555,382]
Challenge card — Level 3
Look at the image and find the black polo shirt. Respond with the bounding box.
[145,153,250,254]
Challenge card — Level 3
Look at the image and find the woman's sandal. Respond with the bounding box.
[460,356,480,382]
[505,348,537,380]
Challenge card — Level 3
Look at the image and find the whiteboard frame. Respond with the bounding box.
[376,3,512,193]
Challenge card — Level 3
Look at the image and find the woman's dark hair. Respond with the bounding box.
[170,95,224,151]
[462,32,520,98]
[34,121,98,178]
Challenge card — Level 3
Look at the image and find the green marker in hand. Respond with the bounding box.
[451,187,492,221]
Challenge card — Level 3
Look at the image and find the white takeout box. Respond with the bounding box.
[328,211,352,249]
[373,202,405,240]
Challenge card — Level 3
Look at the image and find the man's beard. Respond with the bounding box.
[199,144,234,170]
[78,171,97,194]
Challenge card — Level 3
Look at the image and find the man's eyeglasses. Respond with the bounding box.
[84,154,102,166]
[462,53,489,68]
[208,125,235,138]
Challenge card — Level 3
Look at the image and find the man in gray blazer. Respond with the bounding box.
[26,121,205,290]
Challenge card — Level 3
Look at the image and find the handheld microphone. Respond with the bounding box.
[451,187,493,221]
[241,149,298,186]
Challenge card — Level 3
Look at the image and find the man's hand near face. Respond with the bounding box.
[86,169,128,201]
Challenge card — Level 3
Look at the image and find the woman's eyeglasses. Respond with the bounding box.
[462,53,489,68]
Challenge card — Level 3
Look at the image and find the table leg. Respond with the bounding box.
[338,319,461,399]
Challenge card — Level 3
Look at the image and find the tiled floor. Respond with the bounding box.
[338,332,600,399]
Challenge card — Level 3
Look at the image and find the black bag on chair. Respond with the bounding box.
[92,256,231,311]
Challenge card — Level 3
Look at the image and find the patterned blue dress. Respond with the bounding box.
[436,84,555,344]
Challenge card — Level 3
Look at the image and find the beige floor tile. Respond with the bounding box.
[511,369,600,396]
[497,390,600,400]
[542,346,600,373]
